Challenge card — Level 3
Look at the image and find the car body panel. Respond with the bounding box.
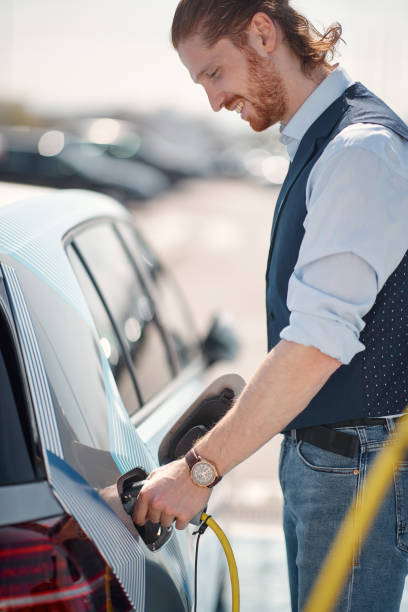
[1,261,148,611]
[0,481,63,527]
[0,186,223,611]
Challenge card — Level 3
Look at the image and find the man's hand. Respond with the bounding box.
[132,458,212,530]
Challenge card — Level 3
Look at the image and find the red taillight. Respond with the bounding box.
[0,517,130,611]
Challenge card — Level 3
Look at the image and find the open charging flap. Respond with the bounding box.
[158,373,246,465]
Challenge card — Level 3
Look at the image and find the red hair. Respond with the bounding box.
[172,0,342,74]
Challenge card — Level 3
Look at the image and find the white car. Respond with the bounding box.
[0,184,239,611]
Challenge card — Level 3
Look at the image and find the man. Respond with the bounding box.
[134,1,408,609]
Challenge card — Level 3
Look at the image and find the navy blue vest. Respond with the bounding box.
[266,83,408,430]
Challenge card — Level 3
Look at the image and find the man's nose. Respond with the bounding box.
[205,87,226,112]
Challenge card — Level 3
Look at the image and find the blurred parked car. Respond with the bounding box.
[0,126,170,203]
[0,183,239,611]
[62,117,215,184]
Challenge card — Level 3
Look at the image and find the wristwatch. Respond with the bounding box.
[185,448,222,488]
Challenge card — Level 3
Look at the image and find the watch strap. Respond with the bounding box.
[207,474,222,488]
[185,447,201,470]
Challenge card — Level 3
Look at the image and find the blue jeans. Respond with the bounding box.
[279,420,408,611]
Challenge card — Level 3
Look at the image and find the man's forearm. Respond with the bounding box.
[195,339,341,475]
[133,339,341,529]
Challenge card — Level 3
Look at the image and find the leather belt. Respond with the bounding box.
[290,417,397,459]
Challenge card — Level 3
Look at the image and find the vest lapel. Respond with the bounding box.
[265,91,350,280]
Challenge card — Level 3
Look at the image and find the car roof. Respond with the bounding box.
[0,183,128,246]
[0,184,129,322]
[0,182,56,209]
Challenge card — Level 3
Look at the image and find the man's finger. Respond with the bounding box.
[160,513,175,528]
[132,489,149,526]
[146,499,164,524]
[146,511,162,524]
[175,517,189,530]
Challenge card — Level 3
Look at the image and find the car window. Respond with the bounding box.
[117,222,200,369]
[67,244,141,415]
[73,223,174,405]
[0,150,37,175]
[0,150,73,180]
[37,154,74,178]
[0,308,37,485]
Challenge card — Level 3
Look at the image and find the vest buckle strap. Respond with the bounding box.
[291,425,359,458]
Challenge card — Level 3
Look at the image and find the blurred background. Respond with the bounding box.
[1,1,407,609]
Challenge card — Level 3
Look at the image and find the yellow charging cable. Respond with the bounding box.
[199,512,240,612]
[304,411,408,612]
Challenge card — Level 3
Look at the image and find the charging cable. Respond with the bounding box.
[121,480,240,611]
[193,512,240,612]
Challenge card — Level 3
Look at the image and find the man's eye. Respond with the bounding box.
[209,69,219,80]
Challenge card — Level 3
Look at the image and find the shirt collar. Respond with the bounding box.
[279,67,354,161]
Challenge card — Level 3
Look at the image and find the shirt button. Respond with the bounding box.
[269,311,275,320]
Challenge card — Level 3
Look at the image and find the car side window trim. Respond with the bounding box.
[114,221,200,371]
[68,219,180,405]
[65,218,182,377]
[112,223,179,376]
[69,241,144,406]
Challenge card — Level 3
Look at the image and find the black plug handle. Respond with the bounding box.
[121,480,166,546]
[121,480,148,515]
[121,479,205,527]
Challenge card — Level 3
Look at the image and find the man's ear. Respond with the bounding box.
[246,12,278,57]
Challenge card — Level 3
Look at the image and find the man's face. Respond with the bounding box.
[178,35,288,132]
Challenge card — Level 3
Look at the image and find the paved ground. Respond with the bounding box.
[133,178,408,611]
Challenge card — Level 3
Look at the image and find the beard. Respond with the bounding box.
[241,45,288,132]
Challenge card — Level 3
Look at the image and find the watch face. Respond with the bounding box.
[191,461,216,487]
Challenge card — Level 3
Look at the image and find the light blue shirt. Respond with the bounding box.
[278,67,408,365]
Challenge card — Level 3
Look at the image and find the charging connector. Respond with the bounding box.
[119,474,172,551]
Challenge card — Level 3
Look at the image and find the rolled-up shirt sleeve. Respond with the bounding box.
[280,124,408,364]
